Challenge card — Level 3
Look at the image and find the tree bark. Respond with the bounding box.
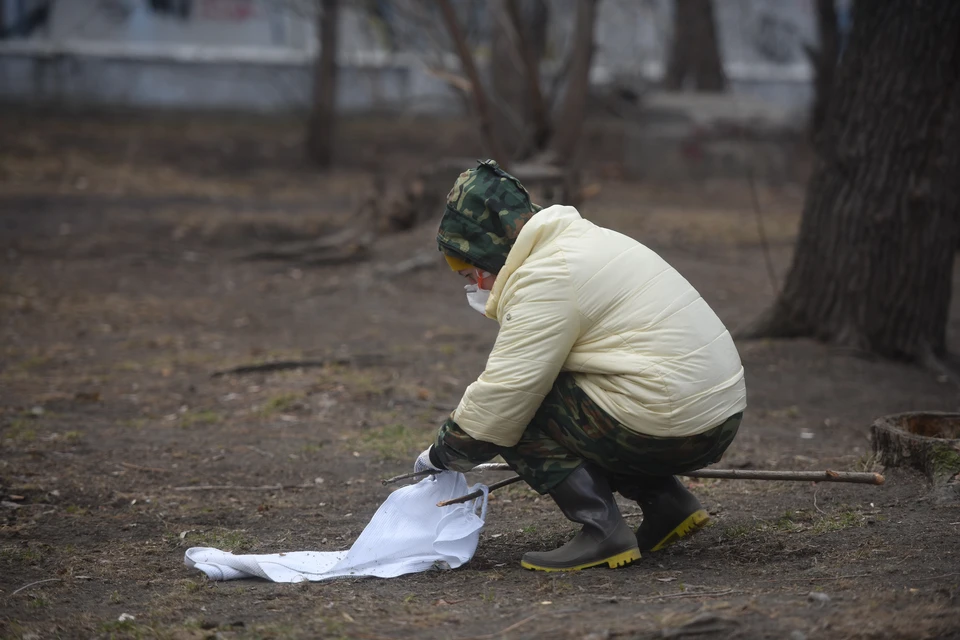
[436,0,510,168]
[488,0,550,160]
[306,0,339,168]
[547,0,598,162]
[804,0,840,145]
[664,0,726,92]
[871,413,960,486]
[742,2,960,363]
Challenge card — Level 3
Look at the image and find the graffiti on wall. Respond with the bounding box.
[199,0,255,21]
[148,0,256,22]
[0,0,52,39]
[750,10,801,64]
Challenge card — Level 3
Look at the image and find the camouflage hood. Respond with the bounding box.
[437,160,542,274]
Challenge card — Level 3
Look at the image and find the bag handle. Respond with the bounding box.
[468,483,490,522]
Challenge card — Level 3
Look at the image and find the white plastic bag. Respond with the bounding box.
[184,472,488,583]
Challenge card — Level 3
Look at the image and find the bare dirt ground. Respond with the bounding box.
[2,110,960,640]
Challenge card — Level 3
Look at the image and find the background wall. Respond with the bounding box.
[0,0,844,118]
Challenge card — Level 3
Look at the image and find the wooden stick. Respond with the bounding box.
[437,476,524,507]
[422,464,884,485]
[380,462,516,486]
[9,578,63,597]
[434,466,884,507]
[381,469,439,485]
[211,354,385,378]
[682,469,885,484]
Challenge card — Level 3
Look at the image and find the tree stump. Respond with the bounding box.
[871,413,960,496]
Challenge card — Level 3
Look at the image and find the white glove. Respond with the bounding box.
[414,446,443,474]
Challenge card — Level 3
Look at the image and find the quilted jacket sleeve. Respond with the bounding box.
[452,268,581,447]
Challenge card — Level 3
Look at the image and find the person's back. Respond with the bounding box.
[518,205,747,438]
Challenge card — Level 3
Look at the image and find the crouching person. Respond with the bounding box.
[414,161,746,572]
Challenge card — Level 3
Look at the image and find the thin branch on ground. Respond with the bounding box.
[10,578,62,598]
[120,461,169,473]
[171,484,317,492]
[909,572,960,582]
[813,486,826,514]
[246,446,275,458]
[211,354,387,378]
[238,236,375,265]
[436,475,524,506]
[635,589,738,602]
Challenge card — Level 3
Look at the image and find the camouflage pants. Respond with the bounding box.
[435,373,742,494]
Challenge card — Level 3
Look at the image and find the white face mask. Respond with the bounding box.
[464,283,490,315]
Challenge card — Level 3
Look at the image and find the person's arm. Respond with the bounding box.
[420,415,501,473]
[452,270,581,447]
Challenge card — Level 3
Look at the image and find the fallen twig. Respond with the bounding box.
[683,468,885,485]
[437,476,524,507]
[10,578,61,597]
[807,573,872,581]
[376,252,438,277]
[120,461,169,473]
[381,469,439,485]
[380,462,513,486]
[211,354,386,378]
[636,589,737,602]
[171,484,315,492]
[246,445,275,458]
[381,462,516,486]
[813,486,826,514]
[909,572,960,582]
[238,227,375,264]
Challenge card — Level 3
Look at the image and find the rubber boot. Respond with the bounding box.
[618,476,710,552]
[521,465,641,572]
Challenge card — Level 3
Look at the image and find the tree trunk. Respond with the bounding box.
[490,0,550,160]
[307,0,339,168]
[804,0,840,145]
[436,0,510,169]
[742,2,960,363]
[664,0,726,92]
[547,0,598,162]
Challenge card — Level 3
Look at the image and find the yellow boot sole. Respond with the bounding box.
[520,547,641,572]
[648,509,710,552]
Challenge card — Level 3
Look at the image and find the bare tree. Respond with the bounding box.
[663,0,726,92]
[547,0,599,162]
[306,0,339,167]
[489,0,550,160]
[436,0,510,168]
[741,1,960,368]
[803,0,840,144]
[435,0,600,168]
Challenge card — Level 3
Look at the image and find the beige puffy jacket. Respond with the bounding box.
[452,205,747,447]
